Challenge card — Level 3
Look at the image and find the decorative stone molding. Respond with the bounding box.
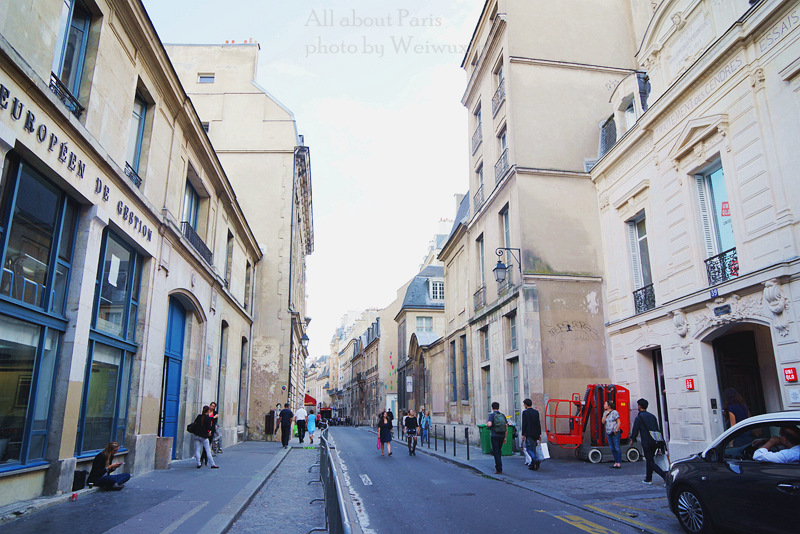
[694,294,763,337]
[763,279,789,337]
[599,195,610,212]
[750,68,766,90]
[672,309,691,354]
[671,12,686,30]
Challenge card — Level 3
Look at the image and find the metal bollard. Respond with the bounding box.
[444,425,447,454]
[434,425,438,451]
[453,426,456,456]
[465,427,470,461]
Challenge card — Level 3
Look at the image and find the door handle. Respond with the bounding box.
[777,483,800,493]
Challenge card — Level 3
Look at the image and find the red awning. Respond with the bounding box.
[304,394,316,406]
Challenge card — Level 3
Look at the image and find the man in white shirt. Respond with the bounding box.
[295,406,308,444]
[753,425,800,463]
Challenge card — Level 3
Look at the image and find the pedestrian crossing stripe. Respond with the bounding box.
[554,515,619,534]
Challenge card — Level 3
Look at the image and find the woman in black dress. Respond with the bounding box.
[377,411,393,456]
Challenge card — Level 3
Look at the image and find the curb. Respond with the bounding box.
[199,445,291,534]
[0,486,100,526]
[364,427,666,534]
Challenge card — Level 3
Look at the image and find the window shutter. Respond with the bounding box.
[695,175,717,259]
[627,221,643,289]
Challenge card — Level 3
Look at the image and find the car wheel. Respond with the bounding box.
[626,447,640,462]
[672,486,713,534]
[588,448,602,464]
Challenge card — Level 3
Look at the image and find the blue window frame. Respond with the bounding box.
[76,230,141,455]
[0,155,77,471]
[54,0,91,97]
[126,96,147,173]
[182,181,200,229]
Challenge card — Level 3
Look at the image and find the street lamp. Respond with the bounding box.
[301,333,310,348]
[493,247,522,283]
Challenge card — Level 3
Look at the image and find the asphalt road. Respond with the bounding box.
[330,427,648,534]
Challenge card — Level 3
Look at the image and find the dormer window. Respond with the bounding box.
[431,280,445,300]
[623,96,636,131]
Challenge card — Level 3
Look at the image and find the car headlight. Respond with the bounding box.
[669,467,680,482]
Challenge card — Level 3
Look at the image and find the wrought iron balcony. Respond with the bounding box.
[492,79,506,117]
[124,162,143,189]
[633,284,655,314]
[472,124,483,154]
[473,285,486,311]
[180,222,213,264]
[495,147,509,183]
[473,184,485,211]
[705,248,739,286]
[49,73,84,118]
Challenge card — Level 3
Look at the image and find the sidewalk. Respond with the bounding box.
[0,439,293,534]
[377,427,681,534]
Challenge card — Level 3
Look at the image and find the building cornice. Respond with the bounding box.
[508,56,637,76]
[462,14,507,107]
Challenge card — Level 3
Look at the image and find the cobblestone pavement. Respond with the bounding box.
[229,446,325,534]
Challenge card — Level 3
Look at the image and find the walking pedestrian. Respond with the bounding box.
[191,405,218,469]
[420,409,431,445]
[377,410,393,456]
[405,409,419,455]
[486,402,508,474]
[602,400,622,469]
[630,398,666,484]
[307,409,317,444]
[277,402,294,449]
[295,404,308,444]
[87,442,131,490]
[521,399,541,471]
[209,401,222,454]
[386,408,394,439]
[201,401,220,465]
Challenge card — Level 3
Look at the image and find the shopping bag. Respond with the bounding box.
[377,436,381,450]
[537,442,551,460]
[293,423,298,437]
[523,445,532,465]
[655,451,670,472]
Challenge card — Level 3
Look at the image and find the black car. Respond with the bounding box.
[666,411,800,533]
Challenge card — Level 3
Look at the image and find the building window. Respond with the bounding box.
[460,335,469,401]
[623,96,636,131]
[225,231,234,287]
[483,367,491,415]
[78,230,141,454]
[431,280,444,300]
[696,164,738,285]
[599,115,617,157]
[53,0,92,98]
[201,122,210,133]
[198,73,215,83]
[416,316,433,333]
[244,261,252,310]
[507,312,517,352]
[510,358,520,427]
[398,320,406,361]
[238,337,248,425]
[499,128,507,151]
[628,213,655,313]
[477,234,485,285]
[126,96,147,174]
[182,181,200,229]
[480,326,489,361]
[450,340,457,402]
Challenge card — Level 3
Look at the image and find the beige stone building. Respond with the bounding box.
[164,44,314,433]
[0,0,262,506]
[441,0,639,446]
[592,0,800,459]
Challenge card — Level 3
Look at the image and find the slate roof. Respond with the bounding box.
[401,265,445,310]
[413,332,441,347]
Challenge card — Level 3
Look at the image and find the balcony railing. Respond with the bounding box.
[492,79,506,117]
[495,147,509,183]
[472,125,483,154]
[705,248,739,286]
[124,162,143,189]
[473,285,486,311]
[473,184,485,211]
[633,284,656,314]
[180,222,213,264]
[49,73,84,118]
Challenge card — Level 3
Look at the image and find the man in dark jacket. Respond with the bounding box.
[630,398,666,484]
[277,403,294,449]
[521,398,542,470]
[486,402,507,474]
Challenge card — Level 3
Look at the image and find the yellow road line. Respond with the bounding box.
[604,501,674,519]
[554,515,620,534]
[584,505,670,534]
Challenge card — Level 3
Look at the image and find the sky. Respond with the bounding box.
[142,0,486,361]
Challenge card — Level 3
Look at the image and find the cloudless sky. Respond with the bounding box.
[142,0,485,360]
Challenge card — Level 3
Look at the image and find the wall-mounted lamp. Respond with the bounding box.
[301,333,310,348]
[493,247,522,283]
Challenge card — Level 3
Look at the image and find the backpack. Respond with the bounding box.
[492,412,508,435]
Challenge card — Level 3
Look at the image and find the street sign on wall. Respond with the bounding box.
[406,376,413,393]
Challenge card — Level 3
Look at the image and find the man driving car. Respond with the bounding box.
[753,425,800,463]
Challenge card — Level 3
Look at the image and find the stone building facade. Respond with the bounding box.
[164,44,314,432]
[592,0,800,459]
[0,0,261,506]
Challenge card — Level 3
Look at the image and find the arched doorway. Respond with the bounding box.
[161,297,186,458]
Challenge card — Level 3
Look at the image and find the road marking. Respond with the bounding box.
[584,505,670,534]
[602,500,675,519]
[360,474,372,485]
[554,515,619,534]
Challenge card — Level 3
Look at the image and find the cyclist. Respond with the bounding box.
[405,409,419,456]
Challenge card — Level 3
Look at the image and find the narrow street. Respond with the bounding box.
[329,427,650,534]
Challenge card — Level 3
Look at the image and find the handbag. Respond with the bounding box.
[376,436,381,450]
[187,421,197,434]
[649,430,667,452]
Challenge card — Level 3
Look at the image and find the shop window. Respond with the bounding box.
[77,230,141,454]
[0,158,78,313]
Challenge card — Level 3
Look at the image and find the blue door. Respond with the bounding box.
[162,298,186,458]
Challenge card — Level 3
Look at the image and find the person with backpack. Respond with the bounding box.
[630,398,666,484]
[486,401,508,474]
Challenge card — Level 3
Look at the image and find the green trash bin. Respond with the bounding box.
[502,424,514,456]
[478,424,492,454]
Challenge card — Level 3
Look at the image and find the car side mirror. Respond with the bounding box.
[704,449,718,462]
